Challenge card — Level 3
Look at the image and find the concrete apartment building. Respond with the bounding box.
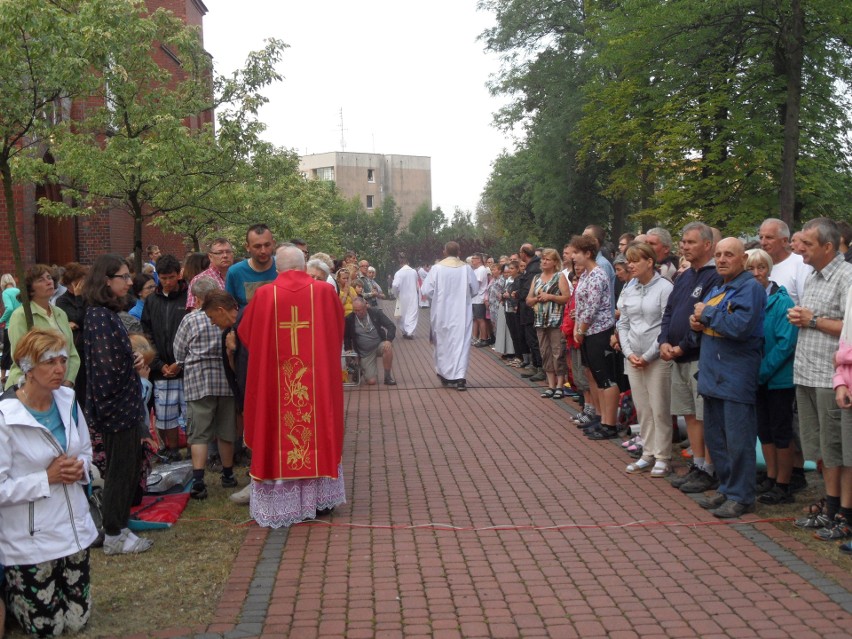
[299,152,431,228]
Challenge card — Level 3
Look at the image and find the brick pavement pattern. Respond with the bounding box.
[179,303,852,638]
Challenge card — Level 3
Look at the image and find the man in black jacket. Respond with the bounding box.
[517,243,545,381]
[344,298,397,385]
[141,254,189,461]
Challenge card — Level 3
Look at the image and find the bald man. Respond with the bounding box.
[689,238,766,518]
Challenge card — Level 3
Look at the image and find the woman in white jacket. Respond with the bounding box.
[0,329,98,637]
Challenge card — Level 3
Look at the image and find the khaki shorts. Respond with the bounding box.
[360,342,391,382]
[670,360,703,420]
[796,386,849,467]
[187,396,236,445]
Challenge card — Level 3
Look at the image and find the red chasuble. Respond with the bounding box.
[238,271,345,481]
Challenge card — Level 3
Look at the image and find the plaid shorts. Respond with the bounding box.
[154,378,187,430]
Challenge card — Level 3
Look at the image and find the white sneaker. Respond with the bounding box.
[230,482,251,505]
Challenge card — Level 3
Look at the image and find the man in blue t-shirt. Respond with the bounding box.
[225,224,277,308]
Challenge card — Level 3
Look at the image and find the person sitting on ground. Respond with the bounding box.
[173,277,238,500]
[0,329,99,637]
[344,297,397,386]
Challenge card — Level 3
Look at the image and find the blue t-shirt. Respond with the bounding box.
[225,260,277,308]
[27,400,66,452]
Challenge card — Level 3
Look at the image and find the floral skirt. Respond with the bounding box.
[250,463,346,528]
[3,548,91,638]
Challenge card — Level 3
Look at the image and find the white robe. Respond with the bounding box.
[392,264,420,335]
[421,257,478,381]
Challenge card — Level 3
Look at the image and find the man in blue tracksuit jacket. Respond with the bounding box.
[690,237,765,518]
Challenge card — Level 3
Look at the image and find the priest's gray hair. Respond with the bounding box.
[276,245,306,272]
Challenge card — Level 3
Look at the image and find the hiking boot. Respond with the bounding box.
[814,515,852,541]
[190,481,208,500]
[520,366,540,379]
[710,500,755,519]
[757,485,794,505]
[679,468,719,494]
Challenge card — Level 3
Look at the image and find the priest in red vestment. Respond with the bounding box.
[238,244,346,527]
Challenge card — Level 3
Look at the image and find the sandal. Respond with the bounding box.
[622,435,639,449]
[552,389,564,399]
[540,388,555,398]
[650,461,672,478]
[626,458,653,474]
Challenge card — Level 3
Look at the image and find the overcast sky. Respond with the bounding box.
[202,0,515,218]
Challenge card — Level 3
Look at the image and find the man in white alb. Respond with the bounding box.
[421,241,478,391]
[392,253,419,339]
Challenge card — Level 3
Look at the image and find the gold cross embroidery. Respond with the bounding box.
[279,306,309,355]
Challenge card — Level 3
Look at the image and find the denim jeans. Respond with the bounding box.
[703,396,757,505]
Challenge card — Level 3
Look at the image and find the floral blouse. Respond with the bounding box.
[575,267,614,336]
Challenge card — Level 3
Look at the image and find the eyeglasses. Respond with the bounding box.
[111,274,132,281]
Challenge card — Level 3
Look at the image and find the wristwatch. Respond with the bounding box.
[809,315,819,329]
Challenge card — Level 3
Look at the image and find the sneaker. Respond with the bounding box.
[698,491,727,510]
[710,500,755,519]
[757,485,794,505]
[221,474,238,489]
[671,464,701,488]
[679,468,720,494]
[840,541,852,556]
[103,529,154,556]
[576,414,601,429]
[456,379,467,391]
[756,477,775,494]
[520,367,539,379]
[384,374,397,385]
[794,503,832,529]
[529,370,546,382]
[190,481,208,500]
[587,426,619,440]
[789,472,808,493]
[814,515,852,541]
[230,483,251,505]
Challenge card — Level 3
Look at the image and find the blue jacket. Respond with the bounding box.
[696,270,765,404]
[659,262,722,362]
[758,284,797,389]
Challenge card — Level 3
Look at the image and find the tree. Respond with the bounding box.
[43,1,288,272]
[396,203,447,267]
[0,0,112,327]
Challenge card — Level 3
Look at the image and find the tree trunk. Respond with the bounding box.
[133,210,144,273]
[779,0,804,227]
[1,159,34,329]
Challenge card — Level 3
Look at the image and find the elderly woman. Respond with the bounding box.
[526,248,571,399]
[617,242,674,477]
[0,329,99,637]
[4,265,80,391]
[83,254,153,556]
[745,249,798,505]
[306,258,331,284]
[570,234,620,438]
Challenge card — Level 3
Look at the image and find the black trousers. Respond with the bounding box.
[522,322,543,367]
[101,427,141,536]
[505,311,524,357]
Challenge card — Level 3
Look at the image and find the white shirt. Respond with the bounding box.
[472,265,488,304]
[770,252,812,305]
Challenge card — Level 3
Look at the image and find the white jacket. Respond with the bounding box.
[0,386,99,565]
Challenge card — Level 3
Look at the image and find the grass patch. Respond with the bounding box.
[6,467,253,639]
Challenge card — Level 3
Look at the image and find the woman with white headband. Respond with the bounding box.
[0,328,98,637]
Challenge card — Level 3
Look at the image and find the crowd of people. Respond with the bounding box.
[4,213,852,636]
[474,217,852,553]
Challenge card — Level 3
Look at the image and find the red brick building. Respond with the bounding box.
[0,0,211,275]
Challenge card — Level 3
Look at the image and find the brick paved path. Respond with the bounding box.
[187,303,852,639]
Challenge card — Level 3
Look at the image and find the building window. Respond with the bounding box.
[316,166,334,181]
[367,169,375,183]
[366,195,374,209]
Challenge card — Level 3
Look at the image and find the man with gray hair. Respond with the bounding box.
[789,218,852,538]
[647,227,679,282]
[237,244,347,527]
[174,276,237,500]
[759,217,811,305]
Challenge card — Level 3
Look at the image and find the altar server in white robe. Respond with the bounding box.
[392,254,420,339]
[421,241,478,391]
